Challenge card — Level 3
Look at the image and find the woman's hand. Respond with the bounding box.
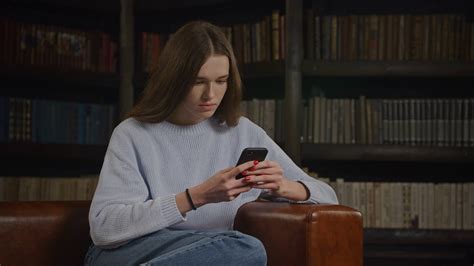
[242,160,309,201]
[188,160,258,207]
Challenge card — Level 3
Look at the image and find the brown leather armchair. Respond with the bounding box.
[0,201,362,266]
[235,201,363,266]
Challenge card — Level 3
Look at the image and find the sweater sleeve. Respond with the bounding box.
[89,127,186,248]
[257,129,339,205]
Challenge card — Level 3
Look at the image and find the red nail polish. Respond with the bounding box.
[253,160,259,165]
[244,177,251,181]
[242,171,247,176]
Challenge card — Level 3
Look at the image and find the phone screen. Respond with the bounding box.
[235,147,268,179]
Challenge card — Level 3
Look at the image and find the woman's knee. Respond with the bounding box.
[230,231,267,265]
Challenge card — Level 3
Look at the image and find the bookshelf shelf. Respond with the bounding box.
[136,0,247,13]
[0,142,106,176]
[0,65,120,89]
[365,228,474,245]
[134,60,286,89]
[301,143,474,163]
[134,61,474,83]
[4,0,121,14]
[302,61,474,77]
[138,61,474,81]
[1,142,106,161]
[241,61,285,78]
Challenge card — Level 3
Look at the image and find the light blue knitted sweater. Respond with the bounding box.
[89,116,338,248]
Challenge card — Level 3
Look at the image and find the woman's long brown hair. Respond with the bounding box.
[127,21,242,126]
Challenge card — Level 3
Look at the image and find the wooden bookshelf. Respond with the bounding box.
[1,1,119,176]
[0,0,472,265]
[301,143,474,163]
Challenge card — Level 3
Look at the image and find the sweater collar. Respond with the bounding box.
[157,118,216,136]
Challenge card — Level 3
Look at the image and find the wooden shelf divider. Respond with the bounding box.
[301,143,474,163]
[1,142,107,161]
[365,228,474,245]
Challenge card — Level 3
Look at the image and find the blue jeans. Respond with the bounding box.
[84,229,267,266]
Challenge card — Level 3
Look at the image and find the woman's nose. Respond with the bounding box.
[203,82,215,99]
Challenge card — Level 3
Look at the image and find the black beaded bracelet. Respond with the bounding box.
[185,188,197,210]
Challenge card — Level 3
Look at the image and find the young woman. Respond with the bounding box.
[85,21,338,266]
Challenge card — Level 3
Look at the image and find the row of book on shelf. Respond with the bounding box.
[142,11,474,70]
[0,176,98,201]
[4,11,473,76]
[0,97,116,145]
[141,32,168,73]
[304,169,474,230]
[304,96,474,146]
[141,10,284,72]
[240,99,281,143]
[303,12,474,61]
[240,97,474,147]
[3,96,473,147]
[0,18,118,72]
[229,12,474,62]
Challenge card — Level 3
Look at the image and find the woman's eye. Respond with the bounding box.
[195,80,205,85]
[217,80,227,84]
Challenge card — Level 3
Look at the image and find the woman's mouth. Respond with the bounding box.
[198,103,217,111]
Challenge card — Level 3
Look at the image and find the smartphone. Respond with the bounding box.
[235,147,268,179]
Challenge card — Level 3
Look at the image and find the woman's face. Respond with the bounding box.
[168,54,229,125]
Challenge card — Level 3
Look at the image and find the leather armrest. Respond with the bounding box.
[0,201,91,266]
[234,201,363,266]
